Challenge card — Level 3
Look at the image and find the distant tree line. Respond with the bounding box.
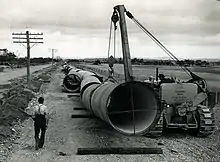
[59,57,220,67]
[0,49,58,68]
[176,59,211,67]
[112,58,219,67]
[0,51,17,65]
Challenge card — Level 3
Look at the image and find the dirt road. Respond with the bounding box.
[6,68,220,162]
[0,65,50,85]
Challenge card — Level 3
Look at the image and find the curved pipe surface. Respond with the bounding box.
[81,83,100,112]
[77,71,96,79]
[63,74,81,93]
[82,81,161,135]
[68,68,81,75]
[62,65,73,75]
[63,68,101,93]
[107,82,161,135]
[80,76,101,95]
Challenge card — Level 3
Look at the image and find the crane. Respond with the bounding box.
[109,5,216,137]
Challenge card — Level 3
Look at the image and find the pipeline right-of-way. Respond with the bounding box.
[62,65,161,135]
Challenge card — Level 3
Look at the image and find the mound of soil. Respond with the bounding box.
[0,65,58,142]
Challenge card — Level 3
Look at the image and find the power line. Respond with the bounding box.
[12,31,44,89]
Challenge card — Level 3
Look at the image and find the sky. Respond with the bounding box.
[0,0,220,59]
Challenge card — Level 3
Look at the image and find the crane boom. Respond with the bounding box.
[114,5,133,82]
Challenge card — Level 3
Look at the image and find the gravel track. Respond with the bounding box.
[5,68,220,162]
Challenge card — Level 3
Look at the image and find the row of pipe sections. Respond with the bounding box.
[61,64,161,135]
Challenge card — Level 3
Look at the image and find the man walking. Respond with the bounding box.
[32,97,49,150]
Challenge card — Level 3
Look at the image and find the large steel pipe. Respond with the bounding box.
[80,76,101,95]
[62,68,83,93]
[81,81,161,135]
[68,68,81,74]
[81,84,100,112]
[61,65,73,75]
[63,73,81,93]
[77,71,98,79]
[63,68,101,93]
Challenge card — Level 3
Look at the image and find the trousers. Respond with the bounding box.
[34,114,46,149]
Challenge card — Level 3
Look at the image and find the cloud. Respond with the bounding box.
[0,0,220,59]
[0,0,219,35]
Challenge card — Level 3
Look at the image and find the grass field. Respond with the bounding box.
[81,63,220,92]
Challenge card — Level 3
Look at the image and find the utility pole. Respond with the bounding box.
[49,48,58,65]
[26,31,30,88]
[114,5,133,82]
[12,31,43,89]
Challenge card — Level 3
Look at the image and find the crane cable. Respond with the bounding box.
[125,10,194,78]
[111,10,119,59]
[107,20,113,58]
[108,12,118,58]
[124,10,207,91]
[105,10,119,82]
[133,18,192,77]
[113,23,116,58]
